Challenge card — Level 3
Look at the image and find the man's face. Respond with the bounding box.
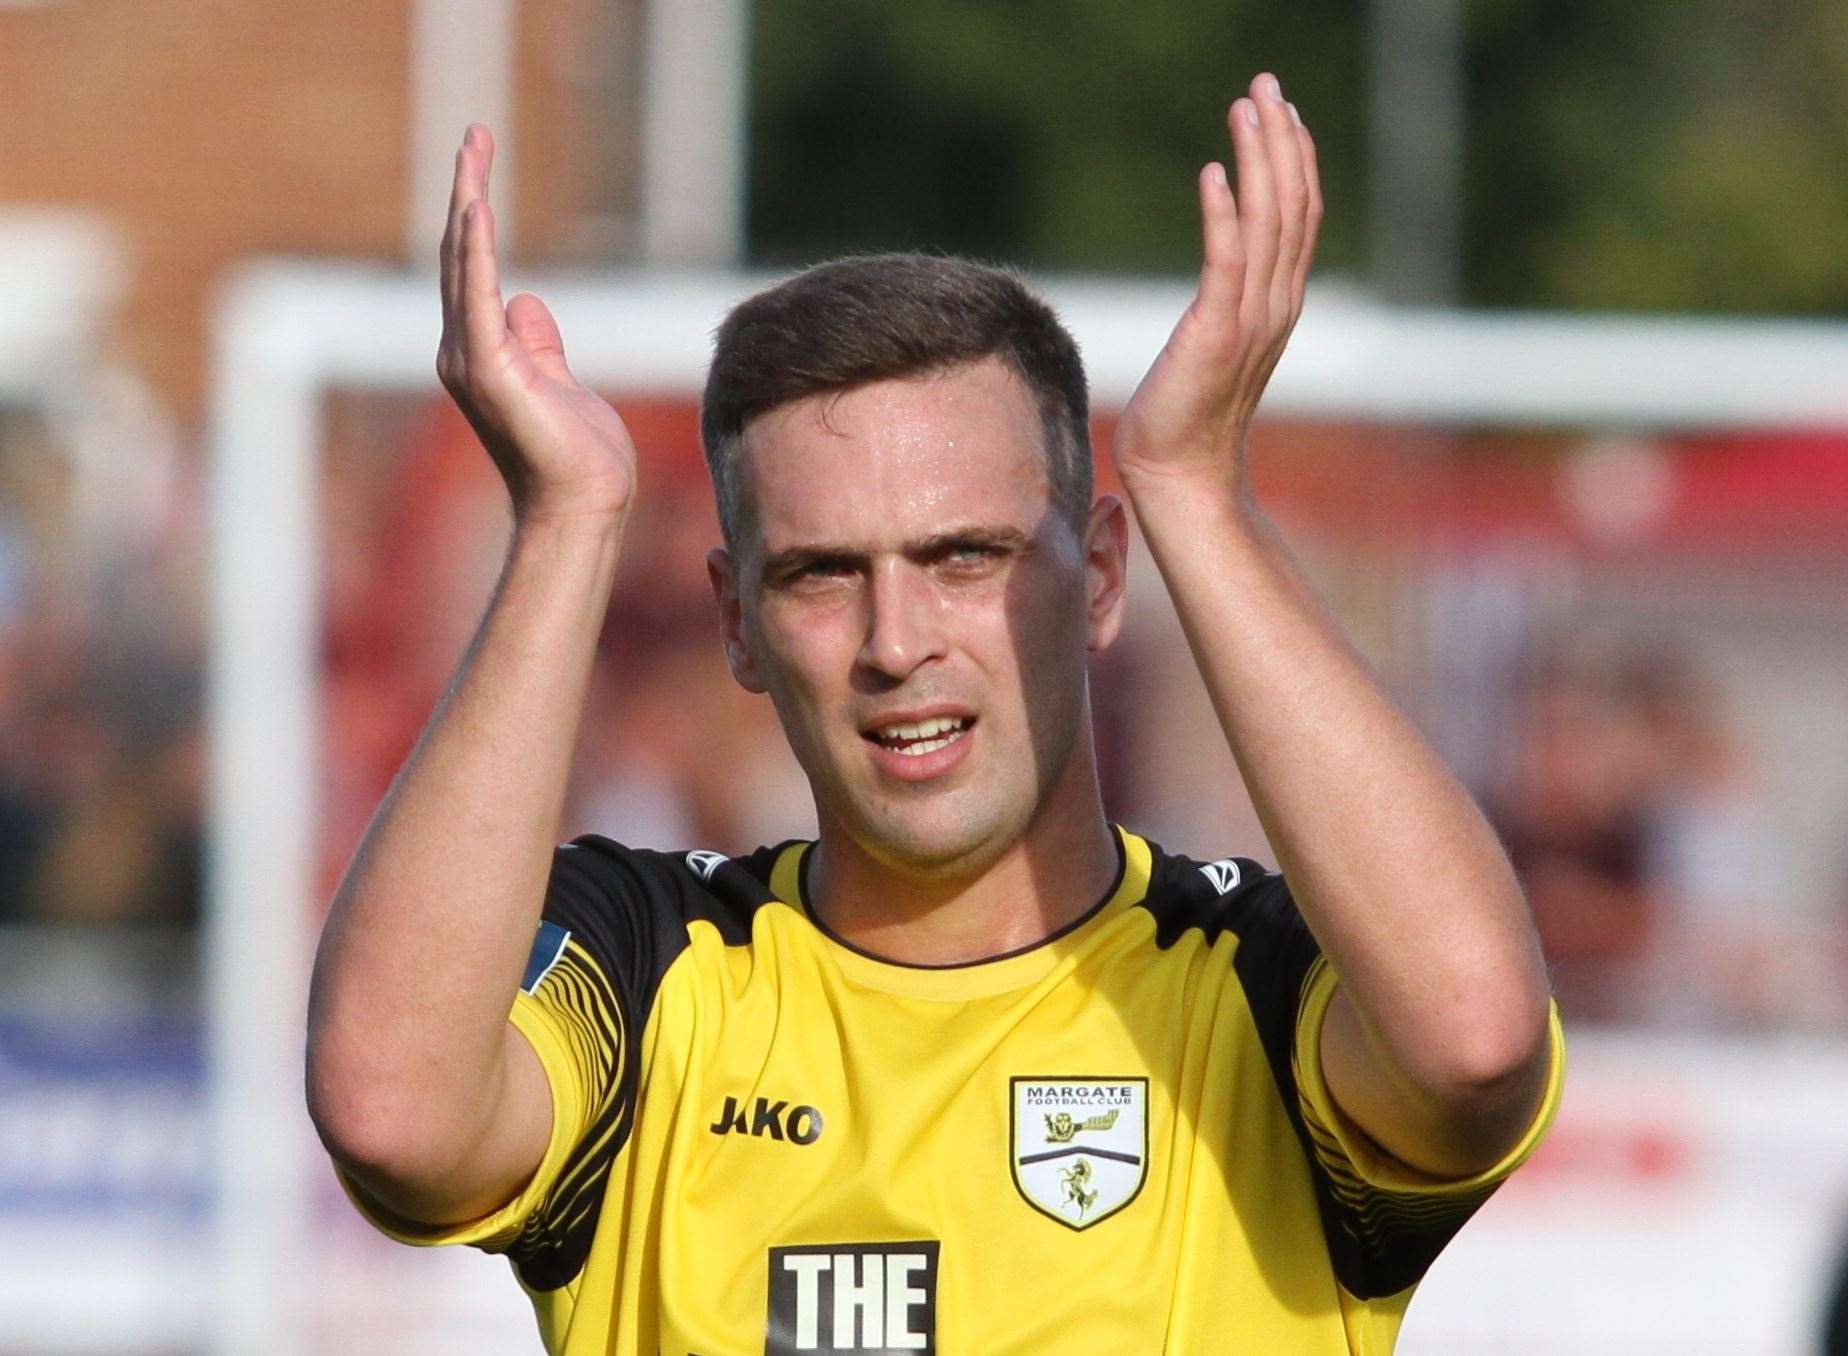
[710,356,1125,875]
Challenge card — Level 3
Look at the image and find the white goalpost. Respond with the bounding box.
[205,262,1848,1353]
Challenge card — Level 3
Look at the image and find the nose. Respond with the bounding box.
[856,558,945,682]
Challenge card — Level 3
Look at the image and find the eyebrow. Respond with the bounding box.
[760,524,1036,578]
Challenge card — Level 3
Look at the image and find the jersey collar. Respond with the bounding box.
[767,825,1154,1000]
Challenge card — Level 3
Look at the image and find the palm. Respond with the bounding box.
[437,126,637,522]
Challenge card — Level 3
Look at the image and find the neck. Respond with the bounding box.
[806,745,1121,966]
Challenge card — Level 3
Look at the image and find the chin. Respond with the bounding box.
[850,790,1028,878]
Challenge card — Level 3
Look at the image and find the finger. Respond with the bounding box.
[1251,74,1308,316]
[440,148,469,322]
[460,198,508,356]
[442,126,497,319]
[476,122,496,201]
[1228,95,1278,314]
[1292,120,1324,312]
[506,293,571,382]
[442,126,484,321]
[1195,162,1246,315]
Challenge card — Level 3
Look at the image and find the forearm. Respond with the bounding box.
[307,511,624,1171]
[1127,466,1549,1111]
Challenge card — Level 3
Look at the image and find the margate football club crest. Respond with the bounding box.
[1010,1077,1148,1230]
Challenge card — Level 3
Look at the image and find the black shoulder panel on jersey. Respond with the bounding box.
[1137,846,1289,953]
[505,836,783,1291]
[1137,843,1321,1128]
[1138,840,1474,1300]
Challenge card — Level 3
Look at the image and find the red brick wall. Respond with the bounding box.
[1,0,635,425]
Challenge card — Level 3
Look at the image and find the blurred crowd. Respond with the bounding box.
[0,407,202,931]
[1487,644,1805,1026]
[3,397,1845,1032]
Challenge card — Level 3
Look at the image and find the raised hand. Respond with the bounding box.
[1112,72,1322,492]
[436,125,638,525]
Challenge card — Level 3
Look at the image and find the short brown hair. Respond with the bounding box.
[700,253,1091,552]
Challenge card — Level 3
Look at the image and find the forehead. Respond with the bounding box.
[739,356,1051,550]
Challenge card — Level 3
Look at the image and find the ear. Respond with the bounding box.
[1082,494,1130,653]
[707,546,768,693]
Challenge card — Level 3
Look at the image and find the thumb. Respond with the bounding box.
[505,292,569,376]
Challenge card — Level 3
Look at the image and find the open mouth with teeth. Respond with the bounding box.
[865,714,974,757]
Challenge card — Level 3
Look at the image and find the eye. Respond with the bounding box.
[937,542,1004,572]
[782,557,857,588]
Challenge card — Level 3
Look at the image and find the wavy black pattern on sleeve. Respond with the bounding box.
[1285,954,1512,1298]
[496,836,777,1291]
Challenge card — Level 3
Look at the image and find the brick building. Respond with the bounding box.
[1,0,647,428]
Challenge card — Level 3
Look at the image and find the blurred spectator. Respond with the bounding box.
[1630,650,1829,1028]
[1488,639,1794,1026]
[0,602,203,928]
[1490,649,1664,1021]
[0,406,205,931]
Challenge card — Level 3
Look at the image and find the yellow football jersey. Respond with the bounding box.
[342,826,1564,1354]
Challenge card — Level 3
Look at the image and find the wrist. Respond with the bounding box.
[1118,453,1255,521]
[511,484,630,534]
[502,459,635,537]
[509,502,629,556]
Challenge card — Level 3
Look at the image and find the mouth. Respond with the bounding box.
[862,713,976,759]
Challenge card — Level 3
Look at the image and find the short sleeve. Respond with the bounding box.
[337,836,694,1291]
[1215,862,1565,1300]
[1294,956,1565,1185]
[1289,956,1565,1297]
[333,987,602,1250]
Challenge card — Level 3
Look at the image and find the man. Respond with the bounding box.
[308,72,1562,1354]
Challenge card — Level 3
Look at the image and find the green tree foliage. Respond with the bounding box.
[748,0,1365,275]
[749,1,1846,313]
[1465,0,1848,313]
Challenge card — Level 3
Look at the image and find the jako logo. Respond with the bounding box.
[685,850,728,881]
[709,1095,824,1145]
[1199,858,1242,894]
[767,1242,939,1353]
